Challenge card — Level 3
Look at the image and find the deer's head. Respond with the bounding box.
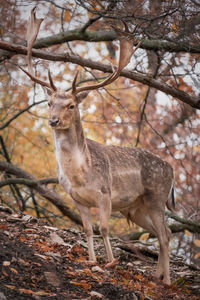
[47,90,88,129]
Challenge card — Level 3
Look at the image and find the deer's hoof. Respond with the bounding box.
[105,258,118,269]
[86,260,97,266]
[155,272,171,286]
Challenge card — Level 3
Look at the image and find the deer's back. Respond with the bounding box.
[87,139,174,209]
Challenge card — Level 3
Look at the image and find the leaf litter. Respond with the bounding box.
[0,208,199,299]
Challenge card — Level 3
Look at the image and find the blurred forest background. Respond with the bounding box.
[0,0,200,266]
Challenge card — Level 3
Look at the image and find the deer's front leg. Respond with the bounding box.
[75,202,96,262]
[98,193,118,267]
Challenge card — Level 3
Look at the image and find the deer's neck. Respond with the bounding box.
[52,109,90,179]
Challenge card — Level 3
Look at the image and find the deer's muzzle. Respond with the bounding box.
[49,119,59,127]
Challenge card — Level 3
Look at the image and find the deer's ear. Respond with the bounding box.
[76,91,90,104]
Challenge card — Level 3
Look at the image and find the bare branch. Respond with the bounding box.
[128,221,200,240]
[0,177,58,188]
[166,211,200,230]
[0,100,46,130]
[80,16,101,33]
[0,40,199,109]
[0,136,25,210]
[35,35,200,54]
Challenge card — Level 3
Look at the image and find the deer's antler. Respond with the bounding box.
[19,7,57,92]
[72,23,141,95]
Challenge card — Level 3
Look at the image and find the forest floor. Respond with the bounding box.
[0,207,199,300]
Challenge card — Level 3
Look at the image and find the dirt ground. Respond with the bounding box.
[0,207,199,300]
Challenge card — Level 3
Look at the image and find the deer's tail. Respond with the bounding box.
[167,186,176,212]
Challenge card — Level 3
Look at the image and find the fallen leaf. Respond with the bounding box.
[19,288,33,294]
[33,291,56,296]
[70,280,92,290]
[4,285,16,290]
[43,225,58,231]
[2,269,8,277]
[10,267,18,274]
[3,261,10,266]
[82,268,93,276]
[64,10,71,22]
[34,253,47,260]
[91,266,105,273]
[194,239,200,247]
[76,255,86,262]
[90,291,104,298]
[0,224,8,230]
[24,228,36,232]
[19,236,26,242]
[66,270,78,276]
[135,273,143,280]
[194,252,200,259]
[139,232,150,241]
[184,230,192,237]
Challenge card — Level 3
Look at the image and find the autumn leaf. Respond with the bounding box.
[65,270,79,276]
[19,236,27,242]
[64,11,71,22]
[139,233,150,241]
[194,239,200,247]
[171,23,179,32]
[0,224,8,230]
[4,285,16,290]
[70,280,92,290]
[82,268,93,277]
[10,267,18,274]
[134,273,144,281]
[19,289,33,294]
[194,253,200,259]
[33,291,56,296]
[184,230,192,237]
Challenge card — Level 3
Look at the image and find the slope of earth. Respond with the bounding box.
[0,206,199,300]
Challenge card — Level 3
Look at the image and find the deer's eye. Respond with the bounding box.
[68,104,75,110]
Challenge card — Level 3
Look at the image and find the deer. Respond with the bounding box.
[19,7,175,285]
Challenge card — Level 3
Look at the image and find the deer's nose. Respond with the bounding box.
[49,118,59,127]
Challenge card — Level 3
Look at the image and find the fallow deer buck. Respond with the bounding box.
[20,8,175,285]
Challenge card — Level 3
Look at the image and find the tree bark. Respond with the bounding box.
[10,28,200,53]
[0,41,199,109]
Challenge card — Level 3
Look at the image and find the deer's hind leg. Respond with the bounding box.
[124,197,171,285]
[147,207,171,285]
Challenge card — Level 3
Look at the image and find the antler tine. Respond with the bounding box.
[48,69,57,91]
[73,23,140,95]
[72,71,79,95]
[72,70,118,95]
[27,6,43,75]
[20,7,57,91]
[19,65,51,89]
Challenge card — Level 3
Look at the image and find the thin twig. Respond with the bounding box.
[0,100,46,130]
[80,16,101,33]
